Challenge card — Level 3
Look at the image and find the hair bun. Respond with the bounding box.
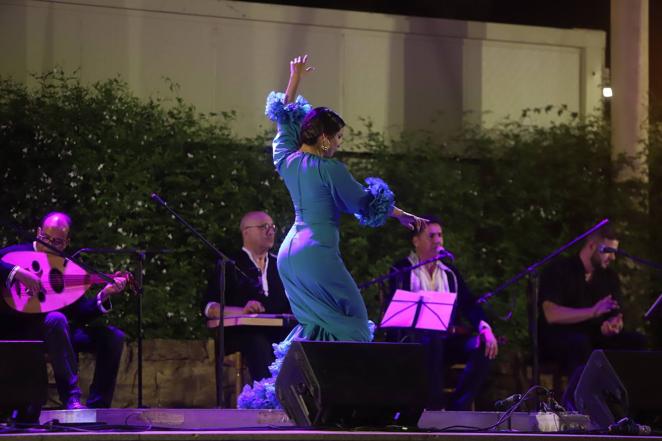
[300,107,345,145]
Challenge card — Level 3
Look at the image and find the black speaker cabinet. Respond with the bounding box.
[275,340,428,428]
[0,340,47,422]
[575,350,662,429]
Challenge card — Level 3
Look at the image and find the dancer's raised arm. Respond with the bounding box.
[284,55,313,104]
[265,55,314,169]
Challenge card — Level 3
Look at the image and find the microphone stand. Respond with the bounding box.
[358,251,456,291]
[476,218,610,390]
[71,247,175,408]
[609,248,662,271]
[358,251,456,325]
[151,193,248,408]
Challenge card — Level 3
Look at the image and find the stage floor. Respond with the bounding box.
[0,408,656,440]
[1,430,660,441]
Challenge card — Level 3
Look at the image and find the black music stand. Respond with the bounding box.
[380,289,457,332]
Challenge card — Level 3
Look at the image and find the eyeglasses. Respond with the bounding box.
[244,223,277,232]
[37,233,67,247]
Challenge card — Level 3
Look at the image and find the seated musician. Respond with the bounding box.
[385,216,498,410]
[203,211,292,383]
[539,226,645,410]
[0,212,128,409]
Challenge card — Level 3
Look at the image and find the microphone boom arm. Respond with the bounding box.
[603,246,662,271]
[358,250,455,290]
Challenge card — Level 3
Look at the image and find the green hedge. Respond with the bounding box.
[1,72,659,351]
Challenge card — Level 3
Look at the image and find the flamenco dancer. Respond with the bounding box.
[239,55,426,407]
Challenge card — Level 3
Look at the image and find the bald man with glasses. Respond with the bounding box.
[203,211,292,383]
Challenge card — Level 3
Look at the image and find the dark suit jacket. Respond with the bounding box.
[386,257,486,331]
[0,243,106,327]
[203,249,290,315]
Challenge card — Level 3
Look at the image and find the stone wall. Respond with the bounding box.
[46,339,546,411]
[47,339,249,409]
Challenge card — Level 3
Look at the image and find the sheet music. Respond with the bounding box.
[380,289,456,331]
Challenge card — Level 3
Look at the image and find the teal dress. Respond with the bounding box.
[266,92,395,342]
[236,93,396,409]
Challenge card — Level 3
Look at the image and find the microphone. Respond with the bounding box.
[151,193,167,206]
[599,245,618,254]
[494,393,522,410]
[437,248,455,262]
[608,417,651,435]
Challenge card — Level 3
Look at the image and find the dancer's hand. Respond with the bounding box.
[290,54,314,78]
[393,208,428,232]
[285,55,314,104]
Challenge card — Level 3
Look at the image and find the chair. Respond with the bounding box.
[443,362,476,410]
[223,351,250,407]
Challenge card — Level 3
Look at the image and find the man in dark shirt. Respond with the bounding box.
[0,212,127,409]
[539,226,645,408]
[385,217,498,410]
[203,211,292,382]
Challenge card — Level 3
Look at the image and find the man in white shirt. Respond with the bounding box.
[386,216,498,410]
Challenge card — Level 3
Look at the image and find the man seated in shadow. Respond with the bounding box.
[384,216,498,410]
[203,211,292,383]
[539,226,645,409]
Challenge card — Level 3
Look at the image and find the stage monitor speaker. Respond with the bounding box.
[0,340,47,422]
[574,350,662,429]
[275,340,428,428]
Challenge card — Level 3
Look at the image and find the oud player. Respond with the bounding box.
[0,212,128,409]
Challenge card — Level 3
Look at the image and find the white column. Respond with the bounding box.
[611,0,649,180]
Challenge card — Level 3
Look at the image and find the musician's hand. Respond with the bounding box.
[592,295,619,318]
[480,326,499,360]
[601,313,623,336]
[15,268,42,295]
[100,276,128,302]
[243,300,265,314]
[206,302,221,319]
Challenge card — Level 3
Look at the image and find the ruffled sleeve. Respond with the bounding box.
[354,177,395,227]
[265,92,312,170]
[322,161,395,228]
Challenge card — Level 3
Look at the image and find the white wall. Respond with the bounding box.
[0,0,605,139]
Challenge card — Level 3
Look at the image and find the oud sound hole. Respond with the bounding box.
[31,260,41,272]
[49,269,65,293]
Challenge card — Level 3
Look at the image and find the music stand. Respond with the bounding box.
[380,289,457,332]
